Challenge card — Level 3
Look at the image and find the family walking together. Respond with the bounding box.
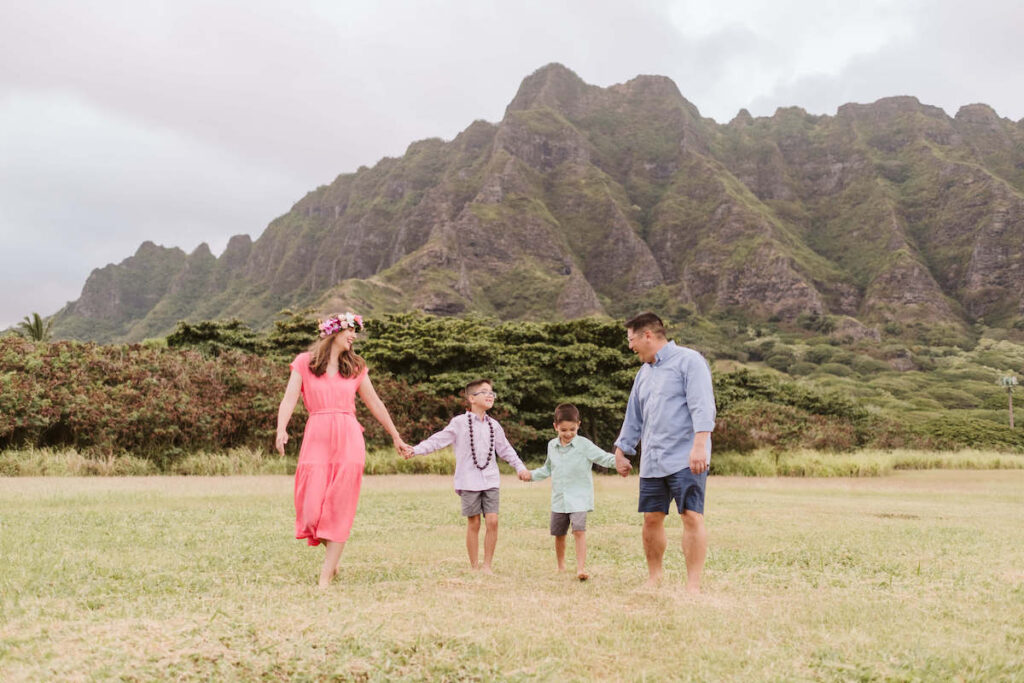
[275,311,716,593]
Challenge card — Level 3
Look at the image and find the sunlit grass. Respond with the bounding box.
[1,472,1022,679]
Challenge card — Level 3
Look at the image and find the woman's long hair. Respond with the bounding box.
[307,332,366,378]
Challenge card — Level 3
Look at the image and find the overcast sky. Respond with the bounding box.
[2,0,1022,330]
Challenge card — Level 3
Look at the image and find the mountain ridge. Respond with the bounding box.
[51,63,1024,343]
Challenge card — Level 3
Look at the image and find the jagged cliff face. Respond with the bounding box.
[51,64,1024,342]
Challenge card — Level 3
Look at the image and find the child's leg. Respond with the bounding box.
[466,514,481,569]
[481,513,498,572]
[573,531,587,579]
[554,535,567,571]
[318,540,346,589]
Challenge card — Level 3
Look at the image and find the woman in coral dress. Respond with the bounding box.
[276,312,409,588]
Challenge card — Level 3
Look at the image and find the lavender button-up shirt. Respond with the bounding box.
[412,412,527,491]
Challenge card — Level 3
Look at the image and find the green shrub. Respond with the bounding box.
[820,363,853,377]
[788,362,816,376]
[803,345,834,364]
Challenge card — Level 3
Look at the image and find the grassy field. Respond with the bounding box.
[1,472,1022,680]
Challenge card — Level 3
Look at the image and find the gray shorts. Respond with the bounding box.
[550,511,587,535]
[457,488,499,517]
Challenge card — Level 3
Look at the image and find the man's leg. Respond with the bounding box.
[466,514,481,569]
[642,511,667,587]
[681,510,707,594]
[481,512,499,573]
[554,535,567,571]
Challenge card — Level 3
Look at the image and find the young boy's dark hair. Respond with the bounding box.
[465,378,493,397]
[553,403,580,423]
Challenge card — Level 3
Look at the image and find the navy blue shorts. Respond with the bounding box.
[639,468,707,515]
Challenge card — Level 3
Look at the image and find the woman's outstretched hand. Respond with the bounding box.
[275,430,288,456]
[394,438,414,459]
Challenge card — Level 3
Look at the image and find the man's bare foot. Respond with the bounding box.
[642,574,662,589]
[479,565,494,575]
[576,571,589,581]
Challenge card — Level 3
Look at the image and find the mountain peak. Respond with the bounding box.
[505,63,590,115]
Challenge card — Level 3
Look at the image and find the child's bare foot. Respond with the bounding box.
[576,571,589,581]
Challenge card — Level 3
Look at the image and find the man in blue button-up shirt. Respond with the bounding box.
[613,312,716,593]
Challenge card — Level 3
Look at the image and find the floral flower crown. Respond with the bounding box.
[317,312,363,338]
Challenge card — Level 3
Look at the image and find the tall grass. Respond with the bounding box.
[2,446,1022,477]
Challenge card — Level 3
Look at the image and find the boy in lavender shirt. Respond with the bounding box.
[402,379,530,573]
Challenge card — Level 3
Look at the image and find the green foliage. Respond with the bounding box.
[17,313,52,341]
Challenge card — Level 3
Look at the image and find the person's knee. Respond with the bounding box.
[467,515,481,530]
[484,515,499,531]
[681,510,705,531]
[643,512,666,530]
[573,530,585,539]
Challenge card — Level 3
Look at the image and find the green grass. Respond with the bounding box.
[1,472,1022,679]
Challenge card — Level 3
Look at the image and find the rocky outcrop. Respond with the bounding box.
[51,64,1024,342]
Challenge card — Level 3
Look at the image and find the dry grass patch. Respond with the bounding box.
[1,473,1022,680]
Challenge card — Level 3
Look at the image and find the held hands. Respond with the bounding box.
[614,448,632,477]
[517,469,532,482]
[391,438,411,458]
[275,430,288,456]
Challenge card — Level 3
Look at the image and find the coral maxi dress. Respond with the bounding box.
[290,352,368,546]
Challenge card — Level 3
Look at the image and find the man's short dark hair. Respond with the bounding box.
[465,378,493,397]
[553,403,580,423]
[625,312,666,338]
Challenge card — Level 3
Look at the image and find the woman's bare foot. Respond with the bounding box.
[576,571,589,581]
[317,566,339,589]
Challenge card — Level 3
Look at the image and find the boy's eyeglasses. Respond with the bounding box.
[471,391,497,398]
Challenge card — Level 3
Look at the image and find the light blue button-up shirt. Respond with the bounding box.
[614,340,717,478]
[530,436,617,513]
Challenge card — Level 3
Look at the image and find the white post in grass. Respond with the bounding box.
[998,375,1018,428]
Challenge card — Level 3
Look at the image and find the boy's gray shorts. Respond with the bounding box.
[457,488,499,517]
[550,511,587,535]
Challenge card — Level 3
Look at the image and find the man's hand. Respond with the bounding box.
[689,445,708,474]
[517,470,532,482]
[614,447,632,477]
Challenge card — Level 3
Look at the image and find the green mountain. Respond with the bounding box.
[51,64,1024,343]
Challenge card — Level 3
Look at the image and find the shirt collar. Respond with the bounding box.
[465,411,489,422]
[652,340,679,366]
[555,436,578,449]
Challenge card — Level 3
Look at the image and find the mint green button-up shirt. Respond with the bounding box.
[530,436,617,513]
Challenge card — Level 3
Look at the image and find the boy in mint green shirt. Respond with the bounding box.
[525,403,617,580]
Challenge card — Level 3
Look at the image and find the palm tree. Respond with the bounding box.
[18,313,52,342]
[998,375,1018,428]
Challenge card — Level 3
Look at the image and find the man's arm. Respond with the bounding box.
[613,377,643,477]
[685,354,716,474]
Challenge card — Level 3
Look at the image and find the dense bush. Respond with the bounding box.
[0,336,460,463]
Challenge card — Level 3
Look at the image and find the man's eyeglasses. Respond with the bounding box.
[471,391,497,398]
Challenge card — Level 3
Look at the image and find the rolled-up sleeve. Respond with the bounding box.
[685,355,717,432]
[614,377,643,455]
